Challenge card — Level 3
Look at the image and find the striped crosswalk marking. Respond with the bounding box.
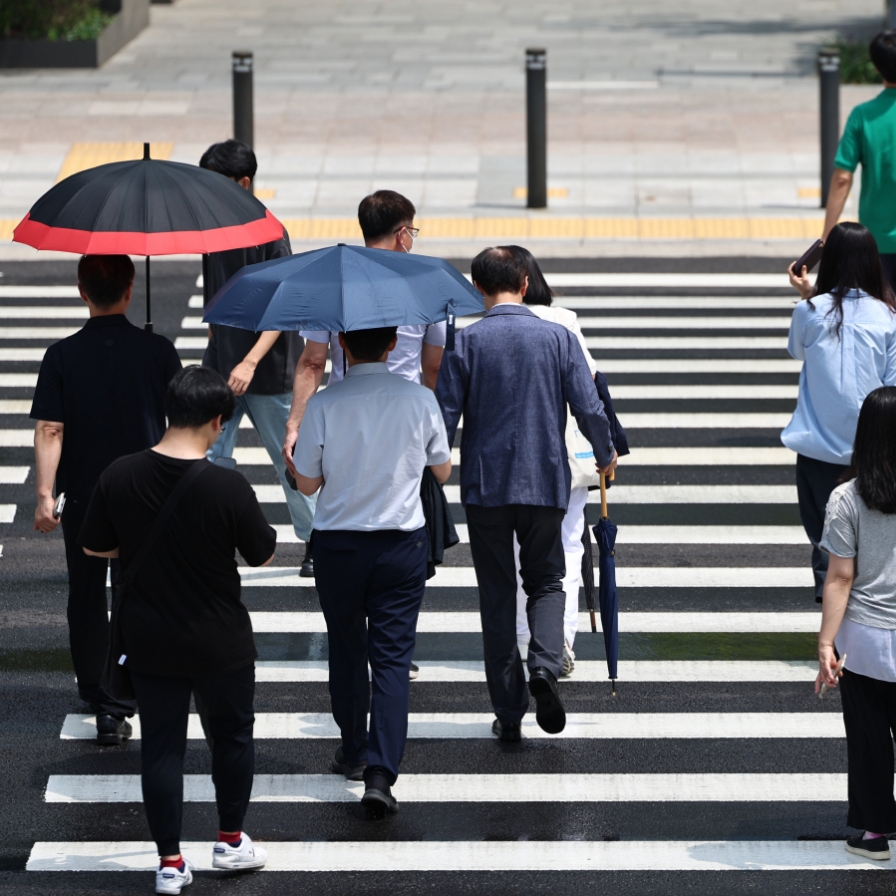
[26,840,888,872]
[460,316,790,330]
[244,610,821,633]
[44,772,848,803]
[252,659,817,683]
[0,466,28,483]
[60,712,843,741]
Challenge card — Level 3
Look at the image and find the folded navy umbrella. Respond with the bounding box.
[203,243,484,335]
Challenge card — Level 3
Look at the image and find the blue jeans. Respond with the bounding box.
[207,392,316,542]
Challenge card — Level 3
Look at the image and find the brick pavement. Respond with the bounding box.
[0,0,884,255]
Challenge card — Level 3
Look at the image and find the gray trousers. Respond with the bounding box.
[466,504,566,726]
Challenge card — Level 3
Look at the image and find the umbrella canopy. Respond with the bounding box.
[202,243,484,333]
[593,473,619,694]
[13,144,282,256]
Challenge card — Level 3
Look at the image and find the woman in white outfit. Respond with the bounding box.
[510,247,600,677]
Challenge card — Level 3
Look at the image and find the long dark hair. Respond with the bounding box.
[810,222,896,335]
[506,245,554,306]
[848,386,896,514]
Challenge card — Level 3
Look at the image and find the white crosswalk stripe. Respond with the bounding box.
[60,712,842,741]
[26,839,889,872]
[4,272,848,885]
[44,772,847,803]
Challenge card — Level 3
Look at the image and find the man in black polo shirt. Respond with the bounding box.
[31,254,181,745]
[199,140,316,576]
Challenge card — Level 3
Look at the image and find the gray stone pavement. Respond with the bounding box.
[0,0,885,255]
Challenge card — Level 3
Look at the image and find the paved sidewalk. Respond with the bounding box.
[0,0,883,255]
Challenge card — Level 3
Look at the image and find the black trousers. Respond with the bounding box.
[314,527,427,786]
[841,668,896,834]
[795,454,847,601]
[465,504,566,726]
[130,663,255,857]
[60,500,134,718]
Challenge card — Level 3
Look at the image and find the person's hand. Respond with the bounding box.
[34,494,60,534]
[788,262,813,300]
[597,450,618,477]
[282,426,298,476]
[815,641,841,693]
[228,359,257,397]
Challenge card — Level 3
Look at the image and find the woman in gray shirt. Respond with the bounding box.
[817,385,896,861]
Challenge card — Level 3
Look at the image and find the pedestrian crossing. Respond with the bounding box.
[1,264,868,888]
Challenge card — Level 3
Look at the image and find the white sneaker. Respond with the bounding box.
[561,641,575,677]
[212,832,267,871]
[155,858,194,895]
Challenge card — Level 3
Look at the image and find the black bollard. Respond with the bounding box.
[526,48,547,209]
[232,51,254,149]
[818,49,840,209]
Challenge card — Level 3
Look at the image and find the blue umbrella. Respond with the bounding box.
[592,473,619,696]
[203,243,484,336]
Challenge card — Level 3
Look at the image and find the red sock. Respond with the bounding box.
[217,830,241,845]
[160,856,183,869]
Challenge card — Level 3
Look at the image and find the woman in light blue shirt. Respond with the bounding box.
[784,222,896,601]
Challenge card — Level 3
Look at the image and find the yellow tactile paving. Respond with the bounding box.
[282,216,824,241]
[56,142,173,183]
[0,215,831,244]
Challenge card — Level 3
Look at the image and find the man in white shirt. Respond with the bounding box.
[281,190,445,478]
[294,325,451,816]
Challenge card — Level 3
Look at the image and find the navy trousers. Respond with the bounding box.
[314,527,427,786]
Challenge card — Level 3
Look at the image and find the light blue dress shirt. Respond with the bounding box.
[781,289,896,465]
[294,362,450,531]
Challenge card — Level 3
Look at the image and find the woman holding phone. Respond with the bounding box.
[785,222,896,601]
[816,386,896,860]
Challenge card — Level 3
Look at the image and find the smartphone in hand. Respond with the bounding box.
[53,492,66,519]
[793,239,823,275]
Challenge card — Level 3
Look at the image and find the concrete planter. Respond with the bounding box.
[0,0,150,68]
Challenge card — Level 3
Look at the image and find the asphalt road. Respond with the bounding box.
[0,256,889,894]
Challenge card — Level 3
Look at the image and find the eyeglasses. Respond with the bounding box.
[395,226,420,238]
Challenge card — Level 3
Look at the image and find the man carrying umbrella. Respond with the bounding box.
[436,247,617,741]
[31,255,181,745]
[281,190,445,587]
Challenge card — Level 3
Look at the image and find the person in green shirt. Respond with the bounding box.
[824,31,896,285]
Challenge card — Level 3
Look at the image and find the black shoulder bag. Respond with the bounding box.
[101,459,213,702]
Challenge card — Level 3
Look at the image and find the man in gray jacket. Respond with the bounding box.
[436,247,617,741]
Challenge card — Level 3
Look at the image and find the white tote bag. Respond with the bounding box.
[566,412,599,489]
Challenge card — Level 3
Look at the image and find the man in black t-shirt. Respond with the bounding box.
[80,366,275,893]
[199,140,316,576]
[31,254,181,743]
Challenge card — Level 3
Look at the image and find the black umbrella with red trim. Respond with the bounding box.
[13,143,284,331]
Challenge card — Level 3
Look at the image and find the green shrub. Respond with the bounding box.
[833,36,881,85]
[0,0,113,41]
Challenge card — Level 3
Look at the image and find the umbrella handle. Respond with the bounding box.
[589,609,597,633]
[599,473,608,519]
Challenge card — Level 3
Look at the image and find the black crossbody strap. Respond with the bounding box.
[121,459,212,584]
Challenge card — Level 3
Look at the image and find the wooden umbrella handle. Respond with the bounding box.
[600,473,608,519]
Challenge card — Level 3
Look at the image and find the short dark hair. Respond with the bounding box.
[507,245,554,307]
[358,191,416,241]
[77,255,135,309]
[470,246,528,296]
[165,366,235,429]
[199,139,257,182]
[871,31,896,83]
[850,386,896,514]
[341,327,398,362]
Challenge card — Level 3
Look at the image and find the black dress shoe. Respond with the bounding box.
[492,718,521,742]
[331,746,367,781]
[300,544,314,578]
[846,833,891,860]
[528,667,566,734]
[409,661,419,681]
[96,714,132,746]
[361,768,399,816]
